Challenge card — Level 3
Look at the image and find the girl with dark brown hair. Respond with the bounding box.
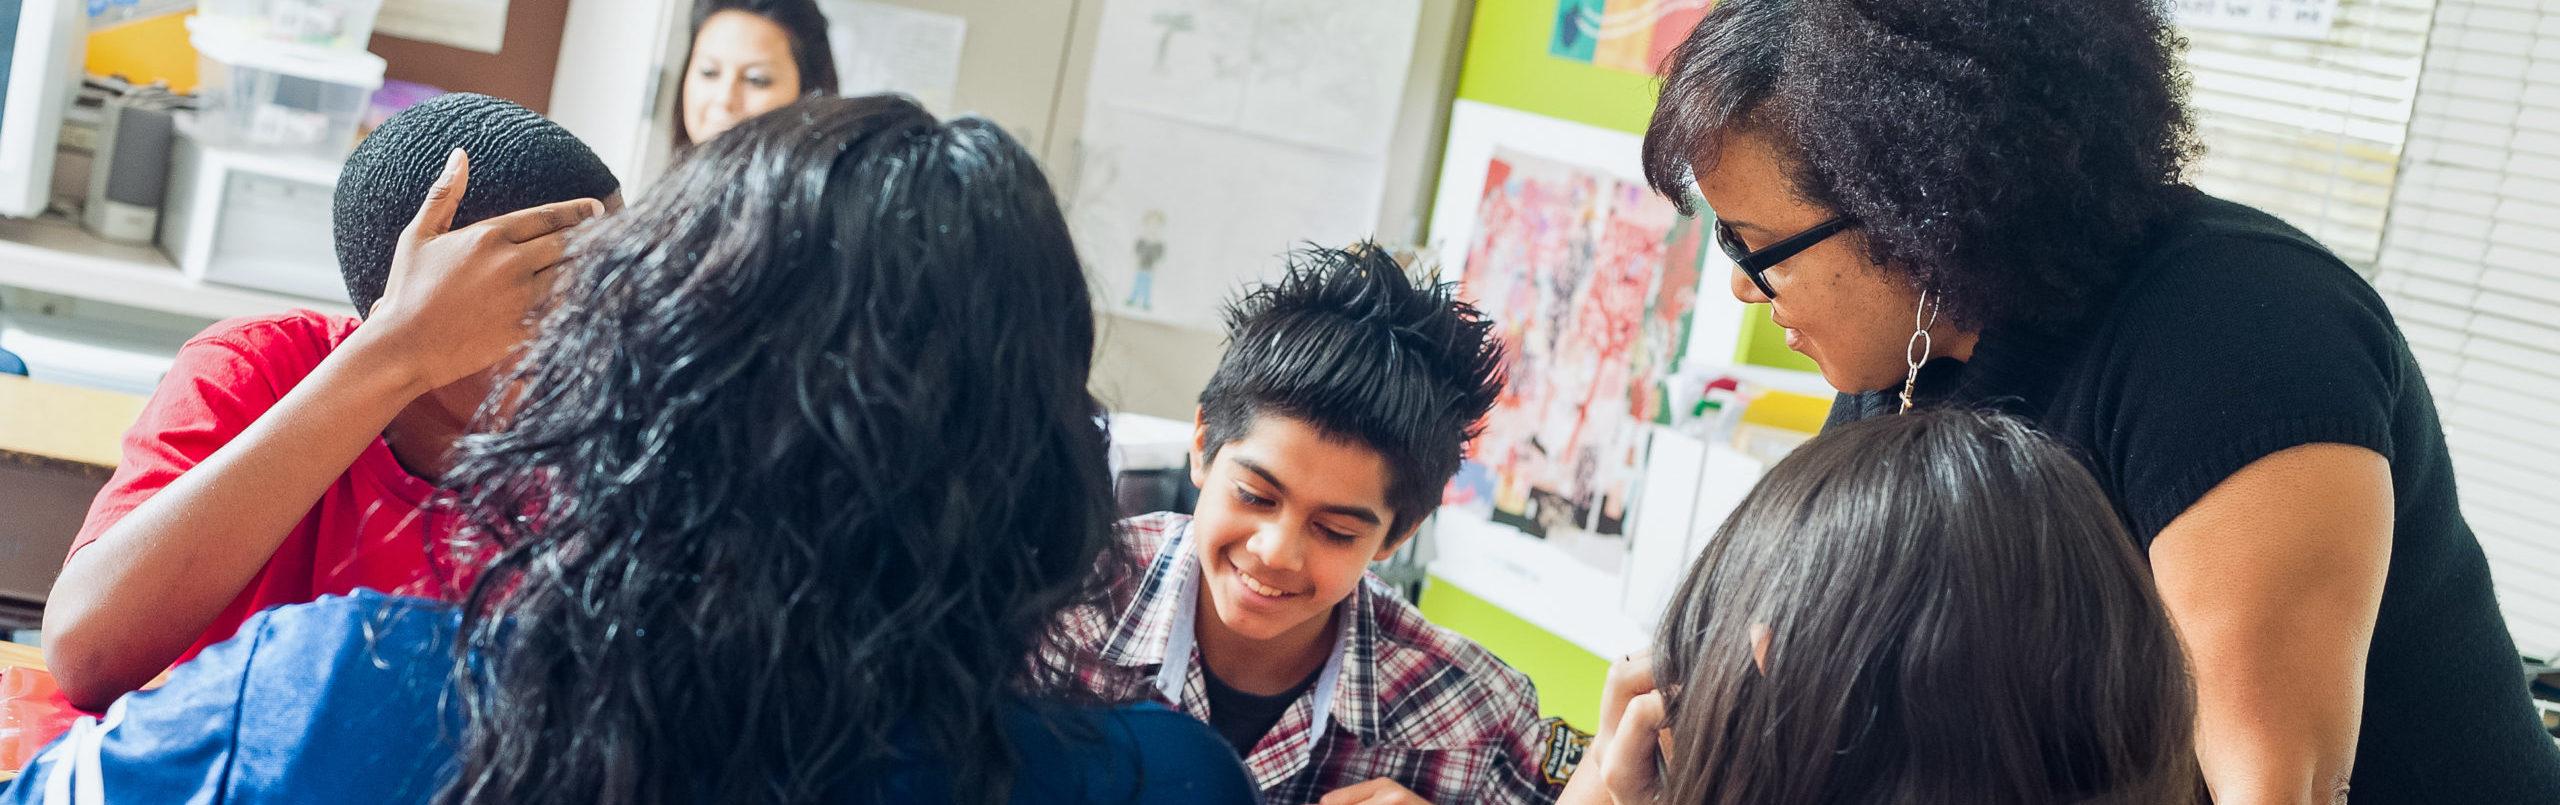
[1566,409,2197,804]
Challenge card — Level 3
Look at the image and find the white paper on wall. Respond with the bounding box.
[1069,105,1387,328]
[1071,0,1422,330]
[820,1,968,113]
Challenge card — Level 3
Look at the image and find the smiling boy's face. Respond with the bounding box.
[1187,412,1408,653]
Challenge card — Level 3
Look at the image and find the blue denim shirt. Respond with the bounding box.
[2,590,1253,804]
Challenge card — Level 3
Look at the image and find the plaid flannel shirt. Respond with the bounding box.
[1067,513,1567,805]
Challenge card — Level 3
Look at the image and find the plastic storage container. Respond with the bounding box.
[87,0,199,31]
[195,0,386,50]
[188,19,386,158]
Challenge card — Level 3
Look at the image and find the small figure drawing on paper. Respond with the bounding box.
[1127,210,1168,311]
[1149,11,1195,71]
[1084,0,1260,128]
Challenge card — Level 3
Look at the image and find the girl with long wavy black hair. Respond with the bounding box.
[433,92,1259,804]
[0,94,1253,805]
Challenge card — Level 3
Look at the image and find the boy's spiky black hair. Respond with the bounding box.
[1197,242,1506,536]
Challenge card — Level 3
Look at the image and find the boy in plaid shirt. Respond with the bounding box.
[1073,245,1572,804]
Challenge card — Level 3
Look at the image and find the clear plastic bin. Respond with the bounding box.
[196,0,386,50]
[88,0,200,31]
[189,19,386,158]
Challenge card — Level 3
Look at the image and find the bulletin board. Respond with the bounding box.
[1426,0,1813,566]
[1420,0,1820,665]
[1439,0,1810,375]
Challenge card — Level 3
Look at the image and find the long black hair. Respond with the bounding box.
[675,0,842,150]
[434,94,1118,804]
[1653,409,2197,804]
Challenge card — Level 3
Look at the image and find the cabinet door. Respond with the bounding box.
[550,0,694,191]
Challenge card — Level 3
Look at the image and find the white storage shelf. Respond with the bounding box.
[0,214,348,321]
[1427,511,1654,660]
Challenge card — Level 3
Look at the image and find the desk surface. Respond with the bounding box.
[0,375,144,479]
[0,641,40,672]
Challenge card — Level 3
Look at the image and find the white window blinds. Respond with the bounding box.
[2370,0,2560,660]
[2179,0,2434,271]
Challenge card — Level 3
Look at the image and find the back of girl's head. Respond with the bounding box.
[1655,409,2196,805]
[438,94,1112,805]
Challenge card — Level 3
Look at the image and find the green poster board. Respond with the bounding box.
[1449,0,1815,374]
[1418,575,1609,725]
[1454,0,1661,134]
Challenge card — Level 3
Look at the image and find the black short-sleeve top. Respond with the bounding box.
[1827,190,2560,801]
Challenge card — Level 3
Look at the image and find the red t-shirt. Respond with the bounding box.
[69,310,462,666]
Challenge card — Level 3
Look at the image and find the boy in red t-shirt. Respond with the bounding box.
[42,94,620,708]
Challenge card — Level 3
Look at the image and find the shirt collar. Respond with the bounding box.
[1096,524,1191,669]
[1098,521,1386,745]
[1330,580,1388,743]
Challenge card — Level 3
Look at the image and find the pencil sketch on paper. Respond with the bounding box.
[1069,0,1422,329]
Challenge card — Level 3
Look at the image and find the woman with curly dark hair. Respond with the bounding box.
[1580,0,2560,802]
[0,95,1255,804]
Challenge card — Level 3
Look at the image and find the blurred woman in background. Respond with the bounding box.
[677,0,839,148]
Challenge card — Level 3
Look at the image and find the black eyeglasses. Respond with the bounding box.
[1715,216,1851,299]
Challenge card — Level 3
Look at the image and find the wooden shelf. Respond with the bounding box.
[0,214,349,321]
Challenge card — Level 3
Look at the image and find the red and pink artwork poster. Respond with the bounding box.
[1445,147,1707,549]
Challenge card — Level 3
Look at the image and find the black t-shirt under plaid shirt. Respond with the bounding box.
[1202,663,1320,758]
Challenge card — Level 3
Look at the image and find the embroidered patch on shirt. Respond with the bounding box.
[1537,717,1592,785]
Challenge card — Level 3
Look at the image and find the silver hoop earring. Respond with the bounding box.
[1899,291,1941,414]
